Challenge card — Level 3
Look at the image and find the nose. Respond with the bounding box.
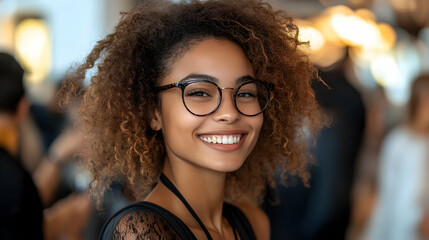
[212,88,240,123]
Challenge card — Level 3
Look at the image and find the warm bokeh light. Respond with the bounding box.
[313,15,344,46]
[369,53,399,87]
[355,8,377,22]
[319,5,354,45]
[325,7,396,59]
[297,19,346,68]
[297,4,404,101]
[0,17,14,51]
[15,18,51,84]
[308,42,347,68]
[330,13,381,48]
[377,23,396,50]
[298,25,325,51]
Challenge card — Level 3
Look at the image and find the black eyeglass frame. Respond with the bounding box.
[155,79,274,117]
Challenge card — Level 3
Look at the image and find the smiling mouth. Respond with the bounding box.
[199,135,241,145]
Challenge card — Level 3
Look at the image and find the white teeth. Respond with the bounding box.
[200,135,242,145]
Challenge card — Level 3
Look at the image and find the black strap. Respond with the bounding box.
[232,227,238,240]
[160,173,214,240]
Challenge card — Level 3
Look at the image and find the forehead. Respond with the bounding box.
[161,38,254,85]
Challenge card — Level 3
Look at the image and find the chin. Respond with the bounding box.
[208,158,246,173]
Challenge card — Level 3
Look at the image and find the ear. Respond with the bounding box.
[149,108,162,131]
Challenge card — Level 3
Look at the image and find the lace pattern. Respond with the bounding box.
[113,210,180,240]
[100,201,255,240]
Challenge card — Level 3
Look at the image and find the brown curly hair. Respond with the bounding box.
[62,0,323,205]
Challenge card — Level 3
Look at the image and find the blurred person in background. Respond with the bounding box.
[0,52,91,240]
[364,74,429,240]
[347,85,393,240]
[264,56,366,240]
[0,52,43,240]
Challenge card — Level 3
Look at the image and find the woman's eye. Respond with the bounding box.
[187,90,211,97]
[237,92,256,98]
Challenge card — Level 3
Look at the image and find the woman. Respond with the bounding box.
[364,74,429,240]
[63,0,322,239]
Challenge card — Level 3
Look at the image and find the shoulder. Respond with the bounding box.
[100,202,181,240]
[234,202,270,240]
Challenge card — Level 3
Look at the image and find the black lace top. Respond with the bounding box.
[99,200,256,239]
[99,173,256,240]
[100,173,256,239]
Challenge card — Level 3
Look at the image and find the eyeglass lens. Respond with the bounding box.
[182,81,269,116]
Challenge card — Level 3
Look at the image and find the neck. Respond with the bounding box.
[162,158,227,233]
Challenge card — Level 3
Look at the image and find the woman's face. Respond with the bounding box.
[152,38,263,173]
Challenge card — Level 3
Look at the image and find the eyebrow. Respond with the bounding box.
[178,74,255,84]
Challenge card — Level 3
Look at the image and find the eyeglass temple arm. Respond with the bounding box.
[155,82,180,92]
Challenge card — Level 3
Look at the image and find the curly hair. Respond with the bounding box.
[62,0,323,205]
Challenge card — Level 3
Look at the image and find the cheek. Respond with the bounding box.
[254,115,263,134]
[159,96,202,144]
[249,114,264,144]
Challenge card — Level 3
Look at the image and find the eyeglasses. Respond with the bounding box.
[155,77,274,116]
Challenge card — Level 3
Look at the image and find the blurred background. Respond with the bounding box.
[0,0,428,239]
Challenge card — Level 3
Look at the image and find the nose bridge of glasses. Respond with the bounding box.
[217,87,238,111]
[219,87,235,98]
[219,87,237,104]
[220,87,235,90]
